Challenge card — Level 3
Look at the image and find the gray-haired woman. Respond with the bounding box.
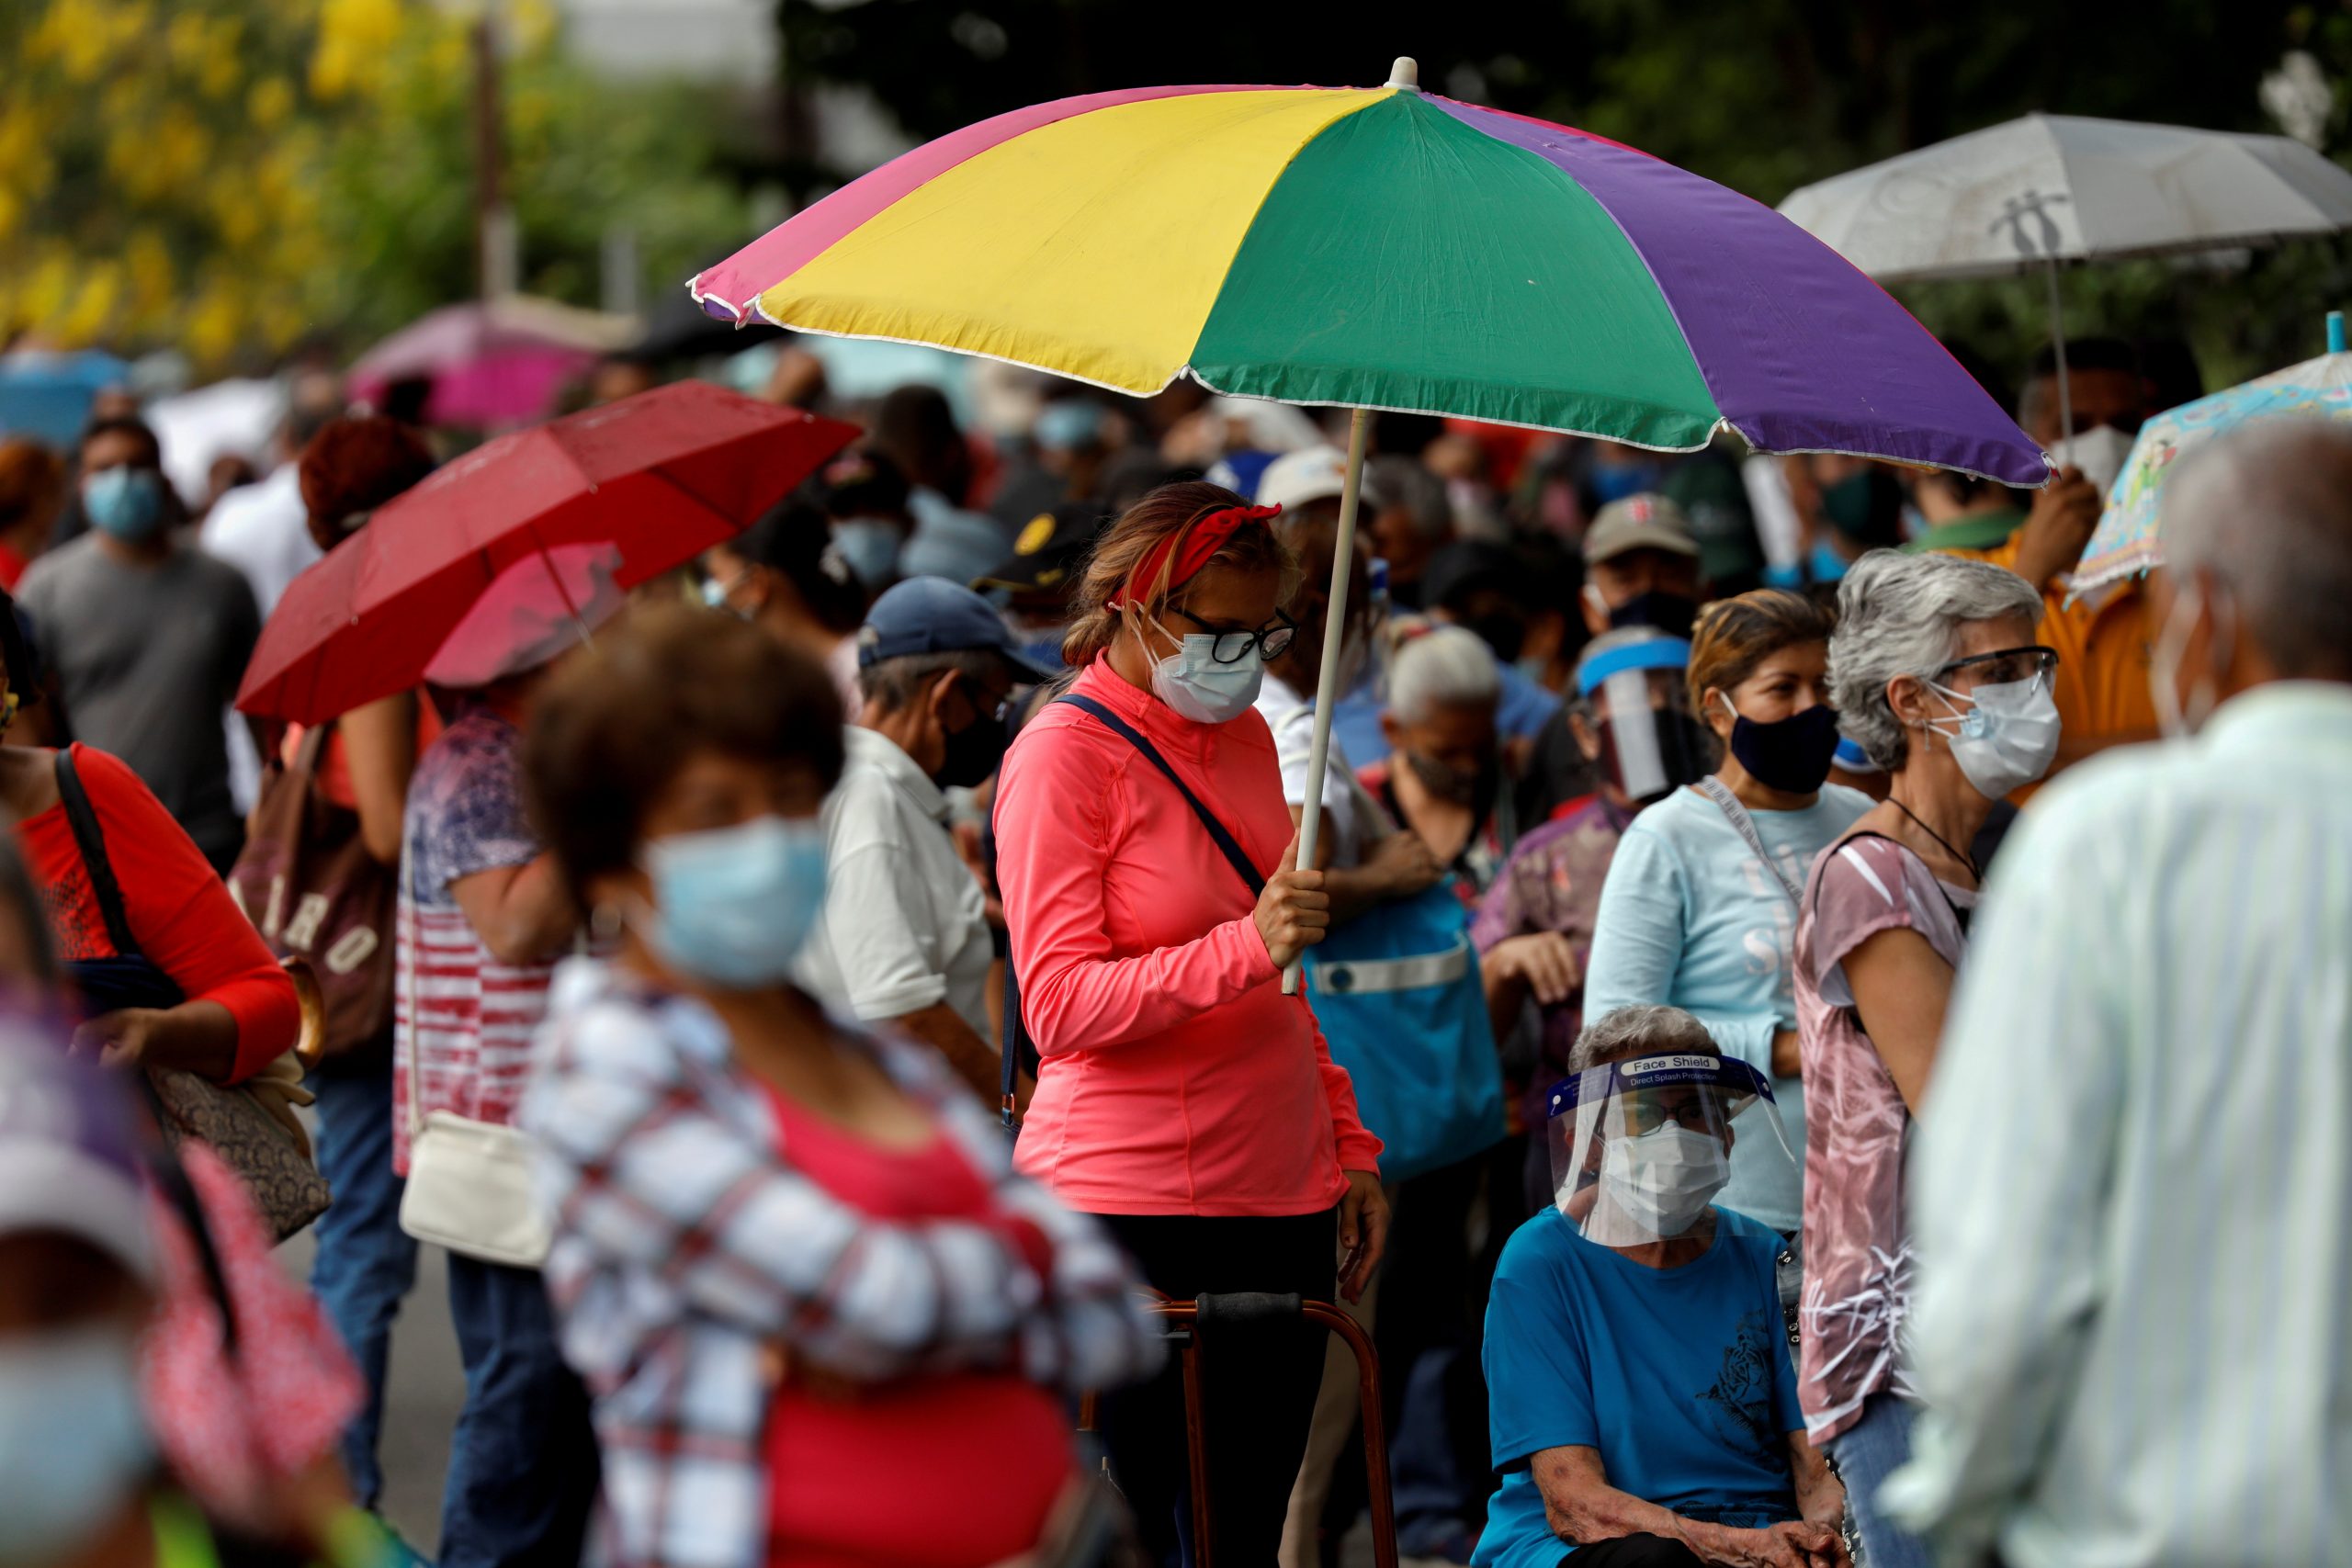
[1791,547,2053,1568]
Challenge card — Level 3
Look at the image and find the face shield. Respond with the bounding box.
[1576,637,1711,807]
[1546,1052,1795,1247]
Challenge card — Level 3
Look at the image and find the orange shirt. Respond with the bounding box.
[2041,579,2157,746]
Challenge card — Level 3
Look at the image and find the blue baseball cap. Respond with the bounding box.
[857,576,1058,682]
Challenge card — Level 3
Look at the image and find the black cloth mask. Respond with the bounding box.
[935,694,1011,790]
[1607,591,1700,640]
[1721,702,1839,795]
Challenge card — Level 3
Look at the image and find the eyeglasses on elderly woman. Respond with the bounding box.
[1931,644,2058,692]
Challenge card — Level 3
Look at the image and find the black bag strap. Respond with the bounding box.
[55,749,139,958]
[999,926,1026,1134]
[1054,694,1265,897]
[997,694,1270,1134]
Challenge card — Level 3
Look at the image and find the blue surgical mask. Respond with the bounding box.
[83,467,167,543]
[0,1328,153,1563]
[1034,400,1103,452]
[830,518,902,590]
[639,816,829,989]
[1143,611,1263,725]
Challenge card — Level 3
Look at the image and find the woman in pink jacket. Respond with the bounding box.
[995,480,1390,1564]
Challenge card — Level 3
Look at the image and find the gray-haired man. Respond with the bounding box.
[794,577,1053,1097]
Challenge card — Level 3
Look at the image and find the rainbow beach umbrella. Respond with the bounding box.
[690,58,2045,981]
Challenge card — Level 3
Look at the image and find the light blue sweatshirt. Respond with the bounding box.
[1583,783,1871,1234]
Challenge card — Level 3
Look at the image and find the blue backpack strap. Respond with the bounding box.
[1053,694,1265,897]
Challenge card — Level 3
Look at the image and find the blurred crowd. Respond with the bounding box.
[0,317,2347,1568]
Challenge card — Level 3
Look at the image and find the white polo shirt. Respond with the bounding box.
[795,724,994,1034]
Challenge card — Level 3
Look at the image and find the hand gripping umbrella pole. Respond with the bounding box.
[1281,404,1374,997]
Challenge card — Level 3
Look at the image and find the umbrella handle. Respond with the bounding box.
[2044,261,2073,451]
[1283,407,1373,998]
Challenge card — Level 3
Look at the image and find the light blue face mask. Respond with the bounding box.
[1143,611,1263,725]
[0,1328,153,1563]
[699,571,755,621]
[830,518,902,590]
[639,815,830,990]
[1034,400,1103,452]
[83,467,167,543]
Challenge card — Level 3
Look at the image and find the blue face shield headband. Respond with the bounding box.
[1546,1051,1792,1245]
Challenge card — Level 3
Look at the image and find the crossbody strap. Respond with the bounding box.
[55,749,140,955]
[999,694,1271,1131]
[56,752,237,1295]
[1696,776,1803,906]
[1054,694,1265,898]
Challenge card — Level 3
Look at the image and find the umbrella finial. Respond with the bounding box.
[1386,57,1420,91]
[2330,310,2346,355]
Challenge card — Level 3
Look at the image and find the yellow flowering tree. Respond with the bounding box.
[4,0,747,368]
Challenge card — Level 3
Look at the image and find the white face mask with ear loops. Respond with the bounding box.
[1135,606,1263,724]
[1924,676,2063,798]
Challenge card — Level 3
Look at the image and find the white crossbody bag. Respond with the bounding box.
[395,891,552,1269]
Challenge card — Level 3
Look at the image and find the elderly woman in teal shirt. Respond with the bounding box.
[1583,589,1868,1253]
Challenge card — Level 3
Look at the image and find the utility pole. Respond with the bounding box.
[472,11,515,299]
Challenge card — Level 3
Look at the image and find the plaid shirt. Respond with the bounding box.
[526,959,1164,1568]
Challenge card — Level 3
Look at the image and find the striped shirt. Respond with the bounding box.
[1884,682,2352,1568]
[391,707,557,1174]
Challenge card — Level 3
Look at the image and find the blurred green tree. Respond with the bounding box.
[3,0,750,368]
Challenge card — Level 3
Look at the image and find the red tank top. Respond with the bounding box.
[759,1085,1074,1568]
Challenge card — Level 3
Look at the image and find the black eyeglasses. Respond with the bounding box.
[1166,605,1297,664]
[1932,644,2059,692]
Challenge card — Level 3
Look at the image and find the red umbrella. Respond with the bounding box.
[238,380,860,724]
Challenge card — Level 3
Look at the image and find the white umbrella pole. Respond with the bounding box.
[1282,404,1373,997]
[2044,261,2074,447]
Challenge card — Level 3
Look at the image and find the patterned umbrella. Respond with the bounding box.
[691,61,2045,983]
[2073,319,2352,595]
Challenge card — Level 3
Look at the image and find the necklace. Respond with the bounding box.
[1890,797,1981,886]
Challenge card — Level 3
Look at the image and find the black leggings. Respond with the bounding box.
[1094,1209,1339,1568]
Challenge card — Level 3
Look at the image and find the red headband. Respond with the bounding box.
[1114,503,1280,609]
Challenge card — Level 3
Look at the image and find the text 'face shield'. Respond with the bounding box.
[1546,1053,1795,1248]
